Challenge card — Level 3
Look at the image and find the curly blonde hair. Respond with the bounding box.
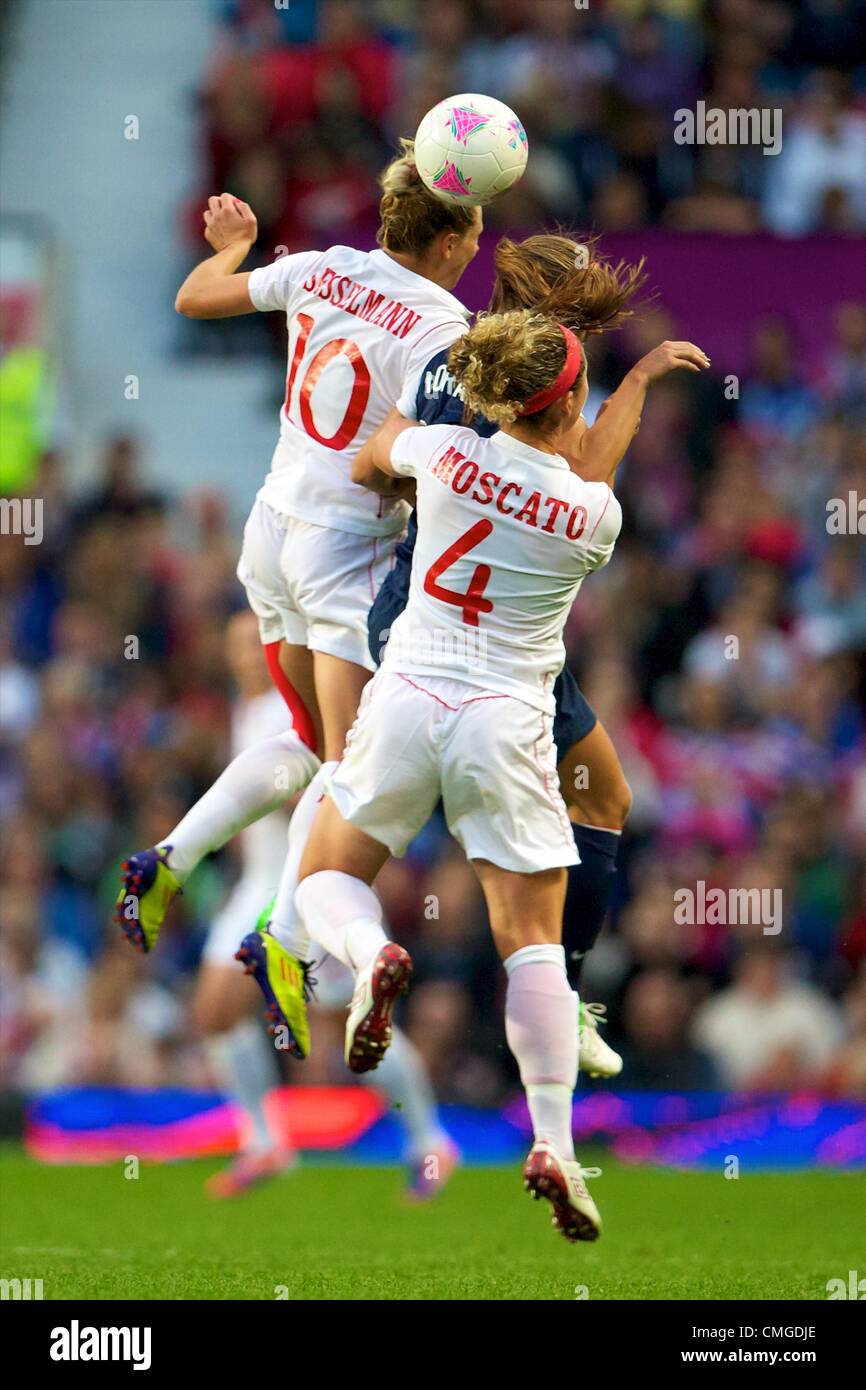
[377,138,476,255]
[448,310,581,427]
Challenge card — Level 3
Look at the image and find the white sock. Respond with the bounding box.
[359,1025,446,1161]
[295,869,387,974]
[205,1019,281,1154]
[525,1083,576,1159]
[158,732,319,882]
[267,761,338,957]
[503,943,578,1159]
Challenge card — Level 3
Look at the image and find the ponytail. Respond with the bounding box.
[490,232,647,336]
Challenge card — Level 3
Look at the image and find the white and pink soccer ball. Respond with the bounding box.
[413,93,529,206]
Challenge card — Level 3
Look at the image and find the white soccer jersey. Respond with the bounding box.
[248,246,470,538]
[382,424,621,715]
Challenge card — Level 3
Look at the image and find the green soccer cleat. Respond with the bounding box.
[235,923,314,1061]
[115,847,183,954]
[253,897,274,936]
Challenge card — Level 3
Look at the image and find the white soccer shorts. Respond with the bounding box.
[237,498,397,671]
[328,672,578,874]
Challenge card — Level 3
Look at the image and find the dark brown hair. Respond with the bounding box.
[488,232,647,337]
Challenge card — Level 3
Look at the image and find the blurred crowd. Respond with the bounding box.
[2,300,865,1104]
[184,0,866,288]
[2,0,865,1110]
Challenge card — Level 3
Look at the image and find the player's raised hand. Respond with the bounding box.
[203,193,258,252]
[634,340,710,382]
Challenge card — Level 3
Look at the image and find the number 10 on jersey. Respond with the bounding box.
[285,312,371,451]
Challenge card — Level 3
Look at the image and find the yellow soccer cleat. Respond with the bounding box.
[235,927,314,1061]
[115,847,183,954]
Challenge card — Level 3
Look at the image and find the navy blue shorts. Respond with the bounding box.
[368,574,597,762]
[552,663,597,754]
[368,565,408,670]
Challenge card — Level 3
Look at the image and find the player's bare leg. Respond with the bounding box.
[193,963,295,1198]
[559,718,632,833]
[556,718,631,1077]
[472,858,602,1242]
[295,797,412,1073]
[313,652,372,763]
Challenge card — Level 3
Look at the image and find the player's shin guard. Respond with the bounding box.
[504,944,578,1158]
[157,732,320,881]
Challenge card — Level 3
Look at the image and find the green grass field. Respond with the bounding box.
[0,1144,859,1300]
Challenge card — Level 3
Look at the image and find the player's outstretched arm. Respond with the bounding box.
[175,194,258,319]
[352,409,417,497]
[561,340,710,487]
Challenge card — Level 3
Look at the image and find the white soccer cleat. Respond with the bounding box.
[523,1139,602,1243]
[579,1001,623,1078]
[344,942,413,1074]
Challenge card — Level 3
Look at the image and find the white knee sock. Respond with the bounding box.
[504,944,578,1159]
[294,869,387,974]
[205,1019,282,1154]
[359,1025,447,1161]
[267,762,337,957]
[158,732,319,882]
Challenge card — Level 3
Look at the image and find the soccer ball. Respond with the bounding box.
[413,93,529,206]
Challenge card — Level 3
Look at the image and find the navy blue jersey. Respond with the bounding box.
[367,348,598,753]
[414,347,495,433]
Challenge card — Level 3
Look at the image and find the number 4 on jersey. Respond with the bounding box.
[423,520,494,627]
